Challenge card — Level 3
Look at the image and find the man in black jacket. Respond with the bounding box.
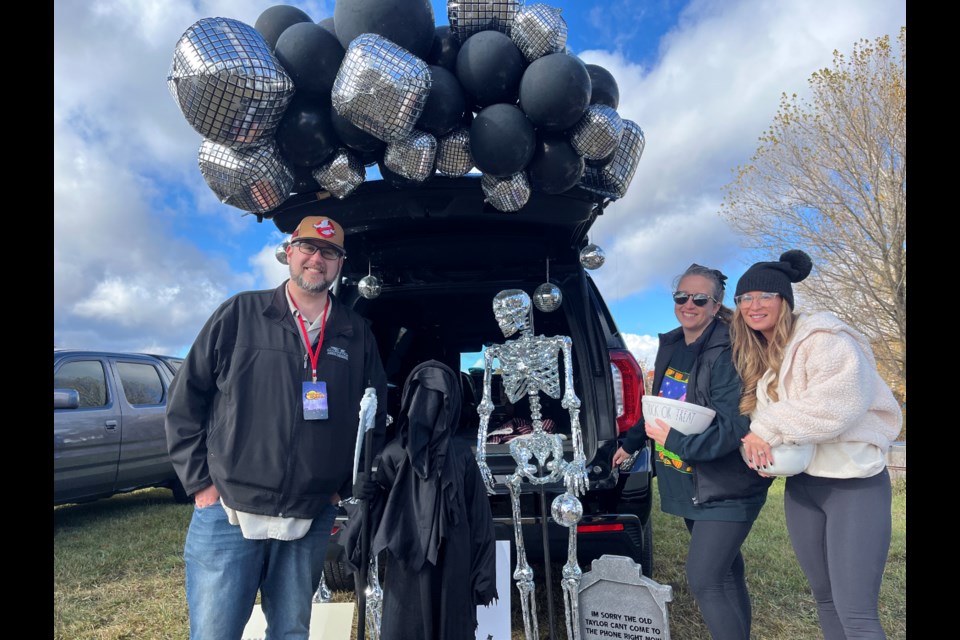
[166,215,387,640]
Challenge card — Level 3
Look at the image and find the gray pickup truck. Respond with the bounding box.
[53,349,189,505]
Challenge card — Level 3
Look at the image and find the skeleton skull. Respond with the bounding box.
[493,289,532,338]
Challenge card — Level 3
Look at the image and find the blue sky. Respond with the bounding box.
[53,0,905,369]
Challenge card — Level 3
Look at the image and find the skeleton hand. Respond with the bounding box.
[477,458,496,494]
[564,457,588,497]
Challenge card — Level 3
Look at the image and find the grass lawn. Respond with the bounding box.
[54,478,905,639]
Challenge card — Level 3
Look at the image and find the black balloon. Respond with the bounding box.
[254,5,313,51]
[293,165,322,193]
[470,104,535,177]
[334,0,435,59]
[275,97,340,168]
[426,25,460,72]
[527,133,585,194]
[274,22,345,96]
[318,16,336,37]
[416,66,466,137]
[456,31,526,108]
[519,53,591,131]
[586,148,616,168]
[586,64,620,109]
[331,109,386,155]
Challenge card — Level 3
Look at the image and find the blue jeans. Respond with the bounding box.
[184,501,339,640]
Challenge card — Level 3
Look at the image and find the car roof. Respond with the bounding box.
[266,176,608,285]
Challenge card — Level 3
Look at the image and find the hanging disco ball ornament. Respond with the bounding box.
[533,282,562,312]
[448,0,520,41]
[570,104,624,161]
[331,34,432,142]
[384,130,437,182]
[482,172,530,212]
[579,244,606,270]
[358,275,382,299]
[580,119,646,200]
[198,139,293,215]
[511,3,567,62]
[435,128,474,177]
[313,149,366,199]
[275,241,290,265]
[534,258,562,312]
[167,17,294,148]
[551,492,583,527]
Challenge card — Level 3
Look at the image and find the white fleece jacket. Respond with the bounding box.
[749,311,902,449]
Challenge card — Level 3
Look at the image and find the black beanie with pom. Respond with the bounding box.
[735,250,813,310]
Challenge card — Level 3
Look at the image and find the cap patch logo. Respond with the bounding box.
[314,219,336,238]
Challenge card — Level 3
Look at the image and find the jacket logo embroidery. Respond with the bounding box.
[327,346,349,361]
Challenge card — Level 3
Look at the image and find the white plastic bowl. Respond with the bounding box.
[740,442,815,477]
[642,396,716,436]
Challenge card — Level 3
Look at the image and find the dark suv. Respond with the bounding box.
[267,176,653,588]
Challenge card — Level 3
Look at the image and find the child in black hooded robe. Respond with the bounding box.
[345,360,499,640]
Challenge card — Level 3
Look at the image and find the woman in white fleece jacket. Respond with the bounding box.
[730,250,902,640]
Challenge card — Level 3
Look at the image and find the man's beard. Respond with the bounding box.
[292,271,336,293]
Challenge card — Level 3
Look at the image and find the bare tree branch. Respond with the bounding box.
[721,27,906,401]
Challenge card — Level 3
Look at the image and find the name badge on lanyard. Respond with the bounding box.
[303,381,329,420]
[293,296,331,421]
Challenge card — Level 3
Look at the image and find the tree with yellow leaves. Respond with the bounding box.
[721,27,906,402]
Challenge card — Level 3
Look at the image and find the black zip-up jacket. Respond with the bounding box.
[622,320,768,521]
[165,283,387,519]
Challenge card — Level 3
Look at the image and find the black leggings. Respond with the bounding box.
[785,469,891,640]
[683,518,756,640]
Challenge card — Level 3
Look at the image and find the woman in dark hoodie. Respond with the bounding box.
[613,264,771,640]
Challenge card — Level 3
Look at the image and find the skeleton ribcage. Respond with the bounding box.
[498,339,562,404]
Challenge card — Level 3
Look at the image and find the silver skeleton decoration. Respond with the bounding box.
[476,289,588,640]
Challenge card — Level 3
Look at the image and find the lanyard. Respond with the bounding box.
[291,296,330,383]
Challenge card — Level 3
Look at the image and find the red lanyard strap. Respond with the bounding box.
[291,296,330,383]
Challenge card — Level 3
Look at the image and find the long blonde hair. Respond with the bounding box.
[730,297,797,415]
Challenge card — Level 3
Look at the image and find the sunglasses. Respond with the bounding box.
[673,292,717,307]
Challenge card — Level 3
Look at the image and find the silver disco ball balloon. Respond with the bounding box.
[198,139,294,214]
[448,0,520,41]
[570,104,624,160]
[533,282,563,312]
[481,172,530,212]
[384,130,437,182]
[579,244,606,270]
[435,128,474,177]
[580,119,645,200]
[275,241,289,265]
[358,275,382,299]
[313,149,366,199]
[551,492,583,527]
[511,3,567,62]
[167,17,294,148]
[331,34,432,142]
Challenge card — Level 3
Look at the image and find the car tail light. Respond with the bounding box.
[578,523,625,533]
[610,349,644,433]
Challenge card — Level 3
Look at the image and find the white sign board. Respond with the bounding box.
[475,539,512,640]
[242,602,355,640]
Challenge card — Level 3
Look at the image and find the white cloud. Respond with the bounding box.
[622,333,659,371]
[577,0,905,302]
[53,0,905,354]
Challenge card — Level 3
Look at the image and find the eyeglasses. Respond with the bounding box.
[672,292,717,307]
[734,292,780,306]
[293,242,344,260]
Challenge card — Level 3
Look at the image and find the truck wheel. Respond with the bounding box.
[170,479,192,504]
[640,518,654,577]
[323,559,356,592]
